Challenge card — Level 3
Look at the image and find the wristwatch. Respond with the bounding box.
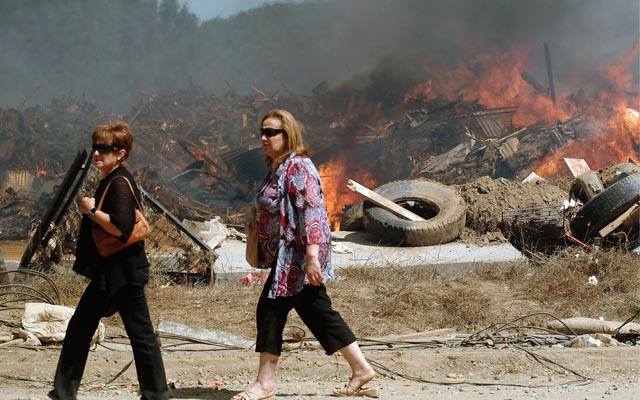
[88,207,97,220]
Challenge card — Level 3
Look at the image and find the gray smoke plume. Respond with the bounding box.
[0,0,637,112]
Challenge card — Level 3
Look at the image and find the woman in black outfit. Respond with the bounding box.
[48,122,168,400]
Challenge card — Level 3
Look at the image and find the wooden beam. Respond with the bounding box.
[346,179,426,222]
[544,43,556,105]
[521,71,548,96]
[598,203,639,238]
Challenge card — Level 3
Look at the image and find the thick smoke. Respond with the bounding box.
[0,0,637,112]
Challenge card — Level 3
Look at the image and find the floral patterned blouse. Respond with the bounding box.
[256,153,334,298]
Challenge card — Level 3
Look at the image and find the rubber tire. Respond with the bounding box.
[340,201,363,231]
[570,172,640,239]
[570,171,604,204]
[600,162,640,188]
[362,179,466,246]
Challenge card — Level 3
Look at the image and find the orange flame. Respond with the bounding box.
[403,80,437,104]
[318,155,377,231]
[405,41,639,176]
[36,164,47,179]
[532,40,640,176]
[190,147,219,175]
[405,48,574,125]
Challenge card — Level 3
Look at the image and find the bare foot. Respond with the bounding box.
[336,365,376,395]
[230,382,275,400]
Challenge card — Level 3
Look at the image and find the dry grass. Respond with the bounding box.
[26,246,640,340]
[522,248,639,319]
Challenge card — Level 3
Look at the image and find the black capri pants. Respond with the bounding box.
[255,267,356,356]
[49,281,168,400]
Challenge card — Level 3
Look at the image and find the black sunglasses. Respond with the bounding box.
[260,128,286,138]
[92,143,121,154]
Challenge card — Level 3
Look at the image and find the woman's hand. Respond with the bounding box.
[80,197,96,214]
[81,196,122,236]
[306,244,323,286]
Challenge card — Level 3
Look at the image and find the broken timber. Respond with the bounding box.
[346,179,426,222]
[521,71,548,96]
[544,42,556,105]
[598,203,639,238]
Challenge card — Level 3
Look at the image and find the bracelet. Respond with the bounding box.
[88,207,97,220]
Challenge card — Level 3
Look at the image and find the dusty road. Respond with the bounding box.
[0,339,637,399]
[1,241,639,399]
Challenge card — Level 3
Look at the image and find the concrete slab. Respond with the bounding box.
[214,231,526,282]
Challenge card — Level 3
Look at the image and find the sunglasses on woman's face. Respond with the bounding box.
[92,143,121,154]
[260,128,286,138]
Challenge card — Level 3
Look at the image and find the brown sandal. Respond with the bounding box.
[231,390,276,400]
[332,386,379,398]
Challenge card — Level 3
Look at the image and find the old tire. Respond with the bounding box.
[570,171,604,204]
[570,172,640,239]
[340,201,364,231]
[362,179,466,246]
[599,162,640,188]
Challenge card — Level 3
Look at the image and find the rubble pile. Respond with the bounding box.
[459,176,569,235]
[0,78,636,246]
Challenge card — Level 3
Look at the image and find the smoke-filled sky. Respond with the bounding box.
[178,0,287,20]
[0,0,637,112]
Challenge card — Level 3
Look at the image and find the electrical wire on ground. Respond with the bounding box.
[2,312,637,391]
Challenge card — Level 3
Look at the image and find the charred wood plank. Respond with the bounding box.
[440,106,518,123]
[521,71,548,96]
[468,127,528,156]
[544,43,556,105]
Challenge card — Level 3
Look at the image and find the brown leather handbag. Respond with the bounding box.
[245,207,264,268]
[92,177,150,258]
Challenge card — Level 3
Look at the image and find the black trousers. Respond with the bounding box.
[49,281,168,400]
[255,267,356,356]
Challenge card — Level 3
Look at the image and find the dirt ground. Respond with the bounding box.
[1,238,639,400]
[0,340,637,400]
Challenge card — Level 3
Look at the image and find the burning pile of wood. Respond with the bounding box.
[1,43,638,239]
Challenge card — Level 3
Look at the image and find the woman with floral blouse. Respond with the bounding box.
[230,110,375,400]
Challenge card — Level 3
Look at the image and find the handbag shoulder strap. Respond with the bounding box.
[95,179,115,212]
[95,176,143,212]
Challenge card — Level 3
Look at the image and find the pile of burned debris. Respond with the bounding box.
[1,70,638,272]
[0,91,622,225]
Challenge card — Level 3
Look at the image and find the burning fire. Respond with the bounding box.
[404,47,574,125]
[189,146,219,175]
[36,164,48,180]
[404,80,437,104]
[533,40,640,175]
[404,40,639,176]
[318,155,377,231]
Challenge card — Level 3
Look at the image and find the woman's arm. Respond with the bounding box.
[287,159,328,286]
[80,196,123,236]
[306,243,323,286]
[89,177,138,238]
